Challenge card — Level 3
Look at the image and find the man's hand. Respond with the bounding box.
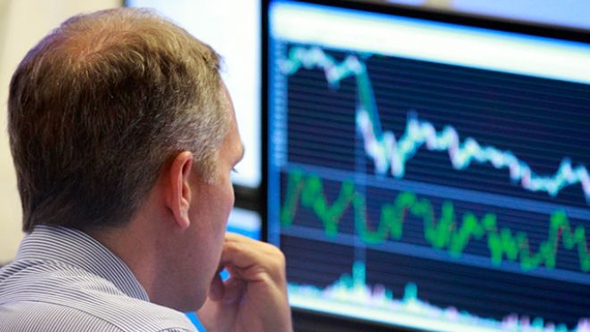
[196,233,293,332]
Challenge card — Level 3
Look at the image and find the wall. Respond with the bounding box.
[0,0,120,263]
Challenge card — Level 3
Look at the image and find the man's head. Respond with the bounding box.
[8,8,231,233]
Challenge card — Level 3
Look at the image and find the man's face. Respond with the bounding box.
[180,84,244,309]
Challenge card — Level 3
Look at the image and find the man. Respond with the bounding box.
[0,7,292,332]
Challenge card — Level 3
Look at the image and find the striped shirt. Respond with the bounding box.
[0,225,198,332]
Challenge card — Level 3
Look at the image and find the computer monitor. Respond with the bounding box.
[263,0,590,331]
[125,0,262,189]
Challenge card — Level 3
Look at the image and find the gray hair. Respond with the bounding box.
[8,8,231,232]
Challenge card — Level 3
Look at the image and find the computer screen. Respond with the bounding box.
[264,0,590,331]
[125,0,262,189]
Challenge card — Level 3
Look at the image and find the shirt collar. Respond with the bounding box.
[15,225,150,302]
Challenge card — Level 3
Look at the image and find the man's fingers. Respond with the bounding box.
[208,272,224,302]
[208,233,286,304]
[220,233,287,281]
[201,232,293,332]
[221,276,247,304]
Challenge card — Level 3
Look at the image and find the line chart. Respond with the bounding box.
[281,169,590,273]
[279,46,590,203]
[287,261,590,332]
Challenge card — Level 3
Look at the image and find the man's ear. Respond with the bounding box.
[165,151,194,230]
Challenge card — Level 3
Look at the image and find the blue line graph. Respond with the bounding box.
[280,46,590,203]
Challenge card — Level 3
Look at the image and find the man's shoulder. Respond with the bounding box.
[0,260,197,332]
[0,300,197,332]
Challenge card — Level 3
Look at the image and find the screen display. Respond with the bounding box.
[265,0,590,331]
[126,0,262,189]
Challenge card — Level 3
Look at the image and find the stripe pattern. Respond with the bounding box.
[0,225,198,332]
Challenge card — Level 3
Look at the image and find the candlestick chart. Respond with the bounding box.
[267,42,590,331]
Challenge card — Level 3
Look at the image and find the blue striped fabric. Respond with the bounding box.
[0,225,198,332]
